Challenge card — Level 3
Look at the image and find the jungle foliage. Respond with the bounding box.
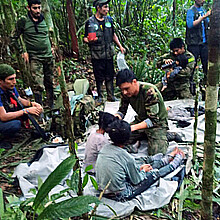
[1,0,213,78]
[0,0,219,219]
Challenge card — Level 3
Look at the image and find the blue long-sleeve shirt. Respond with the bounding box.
[186,7,209,43]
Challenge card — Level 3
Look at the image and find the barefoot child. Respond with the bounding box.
[96,119,185,201]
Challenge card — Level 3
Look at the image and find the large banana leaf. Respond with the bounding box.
[33,155,77,210]
[37,195,101,219]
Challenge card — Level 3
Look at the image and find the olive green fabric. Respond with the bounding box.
[118,82,168,155]
[11,15,52,59]
[30,58,54,94]
[119,82,168,128]
[157,50,195,100]
[0,64,16,80]
[93,0,110,7]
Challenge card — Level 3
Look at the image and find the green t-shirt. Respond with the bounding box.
[12,15,52,59]
[96,143,146,192]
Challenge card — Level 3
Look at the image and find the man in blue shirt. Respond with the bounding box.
[186,0,211,83]
[0,64,43,137]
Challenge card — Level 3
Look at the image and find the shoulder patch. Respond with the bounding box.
[105,22,111,28]
[188,57,195,63]
[147,87,156,96]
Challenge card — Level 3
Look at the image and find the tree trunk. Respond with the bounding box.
[57,62,82,196]
[66,0,79,59]
[201,1,220,219]
[173,0,176,31]
[41,0,57,44]
[0,0,16,61]
[139,0,146,35]
[193,67,199,162]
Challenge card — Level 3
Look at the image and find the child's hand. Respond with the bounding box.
[140,164,153,172]
[161,85,167,91]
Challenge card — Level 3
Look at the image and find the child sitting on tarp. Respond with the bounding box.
[84,111,116,174]
[161,54,189,92]
[96,119,185,202]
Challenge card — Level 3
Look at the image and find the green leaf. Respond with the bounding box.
[85,164,93,172]
[70,169,80,193]
[37,195,101,219]
[0,148,5,156]
[90,216,109,220]
[33,155,76,210]
[103,203,117,216]
[90,176,98,190]
[0,188,4,216]
[82,173,89,188]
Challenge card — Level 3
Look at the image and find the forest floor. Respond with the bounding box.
[0,59,220,219]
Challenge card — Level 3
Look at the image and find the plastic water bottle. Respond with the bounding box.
[117,52,129,70]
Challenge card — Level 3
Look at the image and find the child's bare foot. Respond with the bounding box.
[170,147,179,157]
[167,147,179,162]
[177,148,185,158]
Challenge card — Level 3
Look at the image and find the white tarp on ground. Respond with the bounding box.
[13,143,186,218]
[105,99,220,143]
[13,99,220,218]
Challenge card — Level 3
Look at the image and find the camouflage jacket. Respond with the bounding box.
[157,50,195,83]
[118,82,168,128]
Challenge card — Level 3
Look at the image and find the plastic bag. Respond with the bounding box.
[117,52,129,70]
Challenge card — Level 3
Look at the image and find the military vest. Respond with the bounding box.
[88,16,115,60]
[186,6,208,46]
[0,91,20,113]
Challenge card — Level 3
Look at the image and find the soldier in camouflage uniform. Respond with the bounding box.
[11,0,54,108]
[157,38,195,101]
[115,69,168,155]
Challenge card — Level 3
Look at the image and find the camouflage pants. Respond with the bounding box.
[30,57,54,106]
[157,80,192,101]
[128,121,168,155]
[30,57,54,94]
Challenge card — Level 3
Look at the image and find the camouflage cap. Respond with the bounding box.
[93,0,110,7]
[0,64,16,80]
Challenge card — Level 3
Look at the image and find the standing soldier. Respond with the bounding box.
[11,0,54,108]
[84,0,125,105]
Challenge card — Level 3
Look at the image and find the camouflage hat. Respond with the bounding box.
[93,0,110,7]
[0,64,16,80]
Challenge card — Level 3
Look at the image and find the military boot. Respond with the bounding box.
[106,80,116,101]
[96,81,104,105]
[46,88,54,109]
